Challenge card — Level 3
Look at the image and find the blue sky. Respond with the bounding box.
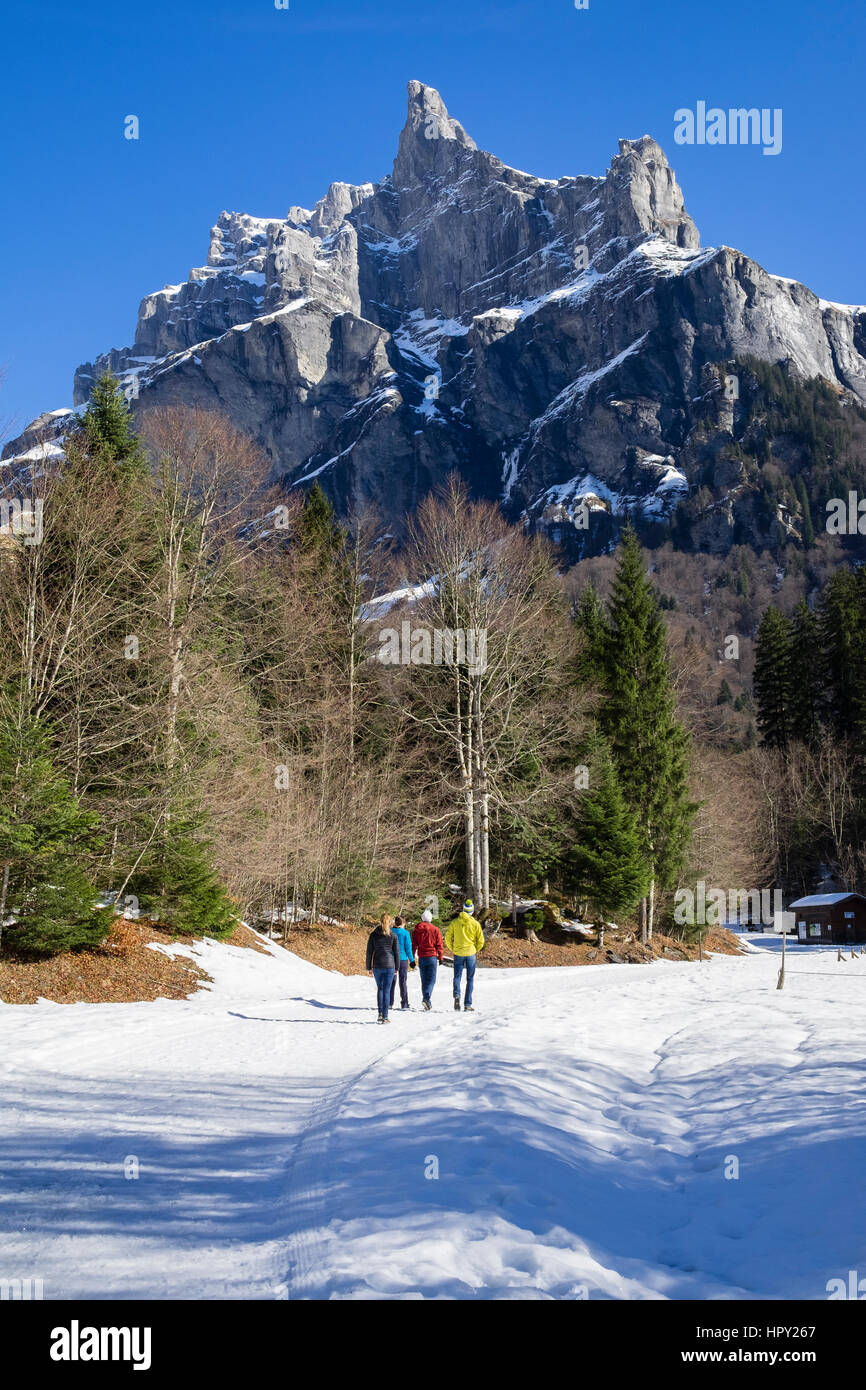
[1,0,864,438]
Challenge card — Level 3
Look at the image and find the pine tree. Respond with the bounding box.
[128,808,237,939]
[574,582,607,685]
[567,735,649,931]
[754,607,793,748]
[820,568,866,741]
[794,475,815,548]
[788,600,822,743]
[597,525,695,941]
[79,371,147,479]
[0,719,109,956]
[297,482,344,556]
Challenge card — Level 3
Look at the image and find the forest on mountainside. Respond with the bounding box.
[2,374,863,960]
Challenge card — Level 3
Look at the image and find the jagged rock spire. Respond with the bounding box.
[607,136,699,250]
[393,80,478,188]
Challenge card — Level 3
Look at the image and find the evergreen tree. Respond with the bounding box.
[597,525,695,939]
[0,719,109,956]
[754,607,793,748]
[297,482,344,557]
[794,475,815,548]
[574,582,607,685]
[128,808,237,939]
[567,735,649,928]
[819,568,866,741]
[497,795,568,895]
[79,371,147,479]
[788,600,822,743]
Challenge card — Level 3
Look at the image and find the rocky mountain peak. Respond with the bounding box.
[393,80,478,189]
[6,81,865,565]
[607,135,700,250]
[205,211,273,269]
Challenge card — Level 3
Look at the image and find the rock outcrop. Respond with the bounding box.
[7,81,866,556]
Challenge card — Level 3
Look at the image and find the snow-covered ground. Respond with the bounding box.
[2,932,865,1300]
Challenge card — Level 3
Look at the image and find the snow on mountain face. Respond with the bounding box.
[7,81,866,554]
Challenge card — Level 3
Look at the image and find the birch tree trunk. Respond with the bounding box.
[0,863,10,952]
[399,476,581,921]
[457,669,476,902]
[480,789,490,911]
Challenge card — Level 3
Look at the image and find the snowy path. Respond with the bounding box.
[2,933,866,1300]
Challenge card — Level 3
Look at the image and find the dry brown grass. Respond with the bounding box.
[0,915,745,1004]
[270,921,368,974]
[0,917,261,1006]
[272,920,745,976]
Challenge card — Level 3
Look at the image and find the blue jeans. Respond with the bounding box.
[452,954,476,1006]
[418,956,438,1004]
[373,967,395,1018]
[390,959,409,1008]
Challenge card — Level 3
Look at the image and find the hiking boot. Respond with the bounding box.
[422,1000,432,1011]
[464,1005,475,1012]
[454,997,461,1011]
[382,1016,391,1023]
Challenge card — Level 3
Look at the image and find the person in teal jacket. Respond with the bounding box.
[390,916,415,1011]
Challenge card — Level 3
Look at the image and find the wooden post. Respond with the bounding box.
[777,917,786,990]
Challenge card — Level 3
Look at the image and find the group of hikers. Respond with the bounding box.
[365,901,486,1023]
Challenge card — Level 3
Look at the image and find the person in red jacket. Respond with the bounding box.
[411,909,445,1011]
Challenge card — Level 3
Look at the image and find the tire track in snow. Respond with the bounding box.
[278,955,801,1299]
[280,1005,462,1297]
[278,968,614,1297]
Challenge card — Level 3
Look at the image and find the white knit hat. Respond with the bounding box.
[421,909,433,922]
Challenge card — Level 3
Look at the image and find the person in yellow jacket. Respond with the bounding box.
[445,900,485,1012]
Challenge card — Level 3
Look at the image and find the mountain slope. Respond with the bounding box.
[6,81,866,556]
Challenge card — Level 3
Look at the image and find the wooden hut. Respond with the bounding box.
[789,893,866,945]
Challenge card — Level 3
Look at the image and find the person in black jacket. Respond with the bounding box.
[366,915,402,1023]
